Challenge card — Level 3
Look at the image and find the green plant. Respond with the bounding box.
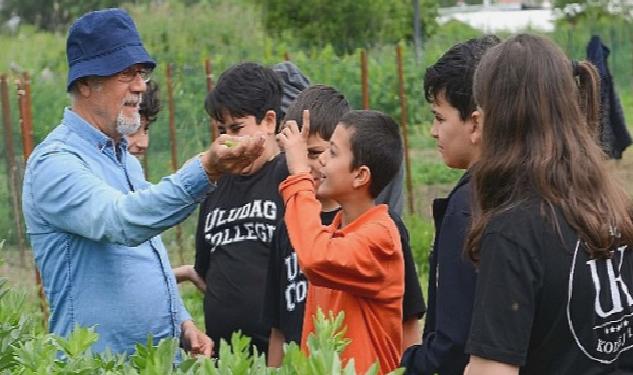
[404,215,434,279]
[411,162,463,186]
[0,277,407,374]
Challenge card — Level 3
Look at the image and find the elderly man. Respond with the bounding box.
[22,8,263,356]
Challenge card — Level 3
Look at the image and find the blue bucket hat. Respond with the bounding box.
[66,8,156,92]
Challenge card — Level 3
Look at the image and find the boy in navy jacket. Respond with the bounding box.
[400,35,499,375]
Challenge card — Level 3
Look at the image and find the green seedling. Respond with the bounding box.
[224,140,238,148]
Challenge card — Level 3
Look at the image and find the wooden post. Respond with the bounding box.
[360,49,369,110]
[18,73,35,156]
[204,58,216,141]
[16,73,49,326]
[396,45,415,215]
[284,51,290,61]
[1,74,27,268]
[166,64,186,265]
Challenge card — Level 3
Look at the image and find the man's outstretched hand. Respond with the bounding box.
[181,320,214,357]
[200,135,266,181]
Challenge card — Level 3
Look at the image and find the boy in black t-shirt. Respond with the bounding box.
[263,85,425,367]
[400,35,499,375]
[175,62,287,356]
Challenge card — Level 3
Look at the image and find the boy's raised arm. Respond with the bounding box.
[280,173,402,299]
[277,111,403,299]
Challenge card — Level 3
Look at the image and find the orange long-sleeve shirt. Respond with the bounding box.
[279,173,404,374]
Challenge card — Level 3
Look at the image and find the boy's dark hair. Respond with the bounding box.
[339,110,402,198]
[139,80,161,127]
[204,62,282,126]
[424,34,500,120]
[284,85,350,141]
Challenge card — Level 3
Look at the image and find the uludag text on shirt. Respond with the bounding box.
[204,199,278,251]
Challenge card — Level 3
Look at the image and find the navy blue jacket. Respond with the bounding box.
[401,172,477,375]
[586,35,631,159]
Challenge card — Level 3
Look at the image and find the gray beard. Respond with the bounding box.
[116,111,141,136]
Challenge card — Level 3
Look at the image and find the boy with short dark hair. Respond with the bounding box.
[264,85,425,367]
[179,62,286,356]
[400,35,499,375]
[277,109,405,374]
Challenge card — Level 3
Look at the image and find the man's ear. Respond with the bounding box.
[469,110,482,145]
[353,165,371,191]
[77,79,93,97]
[262,110,277,135]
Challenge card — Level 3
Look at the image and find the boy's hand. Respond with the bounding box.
[173,265,207,293]
[277,110,311,175]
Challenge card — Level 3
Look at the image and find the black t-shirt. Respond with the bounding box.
[194,154,288,356]
[466,201,633,374]
[263,207,426,344]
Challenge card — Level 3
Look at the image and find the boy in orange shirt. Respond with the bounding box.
[277,110,404,374]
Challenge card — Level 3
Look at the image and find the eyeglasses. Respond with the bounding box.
[116,66,153,83]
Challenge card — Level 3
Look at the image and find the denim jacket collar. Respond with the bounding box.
[62,108,129,157]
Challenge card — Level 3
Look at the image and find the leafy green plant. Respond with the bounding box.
[0,278,37,371]
[411,162,463,186]
[404,215,434,279]
[0,279,407,374]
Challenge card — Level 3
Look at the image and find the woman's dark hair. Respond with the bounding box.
[467,33,633,262]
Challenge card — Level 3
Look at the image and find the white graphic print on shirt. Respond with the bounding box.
[203,199,278,252]
[284,252,307,312]
[568,241,633,363]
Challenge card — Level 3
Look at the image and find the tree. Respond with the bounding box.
[0,0,136,32]
[262,0,437,55]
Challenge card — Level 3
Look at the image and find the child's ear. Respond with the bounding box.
[353,166,371,191]
[262,110,277,135]
[469,110,483,145]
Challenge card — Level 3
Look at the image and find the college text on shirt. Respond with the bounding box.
[204,199,278,251]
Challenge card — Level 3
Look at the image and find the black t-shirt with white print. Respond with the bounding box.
[466,200,633,374]
[262,207,426,344]
[194,154,288,356]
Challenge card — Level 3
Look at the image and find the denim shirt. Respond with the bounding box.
[22,108,213,354]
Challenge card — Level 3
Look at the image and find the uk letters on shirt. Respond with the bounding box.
[568,242,633,363]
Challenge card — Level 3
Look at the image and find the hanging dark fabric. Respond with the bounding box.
[586,35,631,159]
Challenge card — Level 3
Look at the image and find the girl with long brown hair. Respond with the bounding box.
[464,34,633,374]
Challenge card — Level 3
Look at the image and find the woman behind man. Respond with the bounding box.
[465,34,633,374]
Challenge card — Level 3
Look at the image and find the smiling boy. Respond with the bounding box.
[277,109,405,374]
[264,86,425,367]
